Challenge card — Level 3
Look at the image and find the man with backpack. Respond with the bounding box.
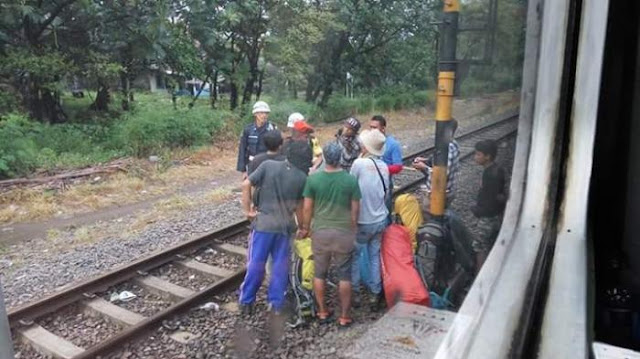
[237,101,277,179]
[302,142,361,328]
[350,129,390,311]
[472,139,507,271]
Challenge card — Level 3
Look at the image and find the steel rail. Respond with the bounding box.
[8,221,248,325]
[402,110,519,164]
[6,112,519,358]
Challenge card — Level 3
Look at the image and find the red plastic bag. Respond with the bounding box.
[381,224,430,307]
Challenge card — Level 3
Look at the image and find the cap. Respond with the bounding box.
[293,121,314,133]
[323,142,342,166]
[344,117,361,132]
[287,112,305,128]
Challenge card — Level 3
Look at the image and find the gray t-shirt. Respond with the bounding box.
[249,160,307,234]
[350,157,390,224]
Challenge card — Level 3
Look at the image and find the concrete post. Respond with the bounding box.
[0,281,14,359]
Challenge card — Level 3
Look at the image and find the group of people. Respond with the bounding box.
[235,100,506,326]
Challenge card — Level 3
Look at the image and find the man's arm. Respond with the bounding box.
[295,200,307,239]
[236,128,248,173]
[302,198,314,235]
[241,179,256,219]
[388,141,404,174]
[351,200,360,232]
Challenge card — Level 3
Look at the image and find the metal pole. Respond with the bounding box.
[0,281,15,359]
[429,0,459,219]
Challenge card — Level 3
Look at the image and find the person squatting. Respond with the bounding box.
[236,100,506,326]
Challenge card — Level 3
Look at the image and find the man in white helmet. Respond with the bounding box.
[237,101,277,179]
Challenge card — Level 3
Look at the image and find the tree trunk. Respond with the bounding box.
[256,69,264,100]
[319,84,333,108]
[120,72,131,111]
[210,70,218,109]
[91,85,110,111]
[230,81,239,110]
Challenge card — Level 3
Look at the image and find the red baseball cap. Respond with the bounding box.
[293,121,314,133]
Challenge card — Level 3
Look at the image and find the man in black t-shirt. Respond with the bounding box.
[247,130,285,175]
[472,139,507,271]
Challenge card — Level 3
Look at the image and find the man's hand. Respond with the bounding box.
[296,228,309,239]
[412,161,428,171]
[241,172,248,180]
[244,208,258,220]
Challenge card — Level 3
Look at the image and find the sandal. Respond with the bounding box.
[317,311,333,325]
[338,316,353,329]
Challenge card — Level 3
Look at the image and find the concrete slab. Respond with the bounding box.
[344,302,469,359]
[216,243,247,257]
[133,276,195,302]
[593,342,640,359]
[175,259,233,278]
[82,297,146,327]
[18,324,84,359]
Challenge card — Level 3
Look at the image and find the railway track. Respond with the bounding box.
[8,112,519,359]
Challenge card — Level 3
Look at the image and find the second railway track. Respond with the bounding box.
[8,111,519,359]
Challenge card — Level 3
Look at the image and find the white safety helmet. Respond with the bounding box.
[252,101,271,114]
[287,112,305,128]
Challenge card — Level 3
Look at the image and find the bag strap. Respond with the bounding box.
[370,158,388,195]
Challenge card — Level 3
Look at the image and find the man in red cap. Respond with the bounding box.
[281,119,315,175]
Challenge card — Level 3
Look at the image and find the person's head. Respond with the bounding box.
[287,112,305,129]
[359,129,386,157]
[263,129,283,152]
[342,117,361,137]
[474,140,498,165]
[323,142,342,169]
[369,115,387,135]
[252,101,271,126]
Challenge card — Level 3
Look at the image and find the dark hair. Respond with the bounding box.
[371,115,387,127]
[264,130,283,151]
[475,140,498,160]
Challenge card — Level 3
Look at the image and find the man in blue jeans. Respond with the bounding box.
[350,129,390,311]
[238,130,308,316]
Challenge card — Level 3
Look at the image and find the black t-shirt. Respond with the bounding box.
[247,152,285,175]
[473,162,507,217]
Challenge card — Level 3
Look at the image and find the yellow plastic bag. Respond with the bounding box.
[294,238,314,290]
[393,194,424,252]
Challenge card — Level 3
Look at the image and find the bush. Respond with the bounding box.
[117,101,233,157]
[0,113,39,178]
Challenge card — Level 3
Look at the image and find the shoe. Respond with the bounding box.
[317,310,334,325]
[369,293,385,312]
[240,303,255,317]
[338,316,353,329]
[352,294,362,308]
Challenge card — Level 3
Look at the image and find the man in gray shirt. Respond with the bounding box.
[350,129,389,311]
[238,130,308,316]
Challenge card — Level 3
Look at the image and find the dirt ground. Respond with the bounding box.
[0,91,519,246]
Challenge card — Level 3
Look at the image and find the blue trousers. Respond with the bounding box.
[352,220,386,295]
[239,231,290,310]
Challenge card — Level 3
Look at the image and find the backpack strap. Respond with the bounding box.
[370,158,388,196]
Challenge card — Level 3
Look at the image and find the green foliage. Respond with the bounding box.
[0,114,39,178]
[116,96,234,157]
